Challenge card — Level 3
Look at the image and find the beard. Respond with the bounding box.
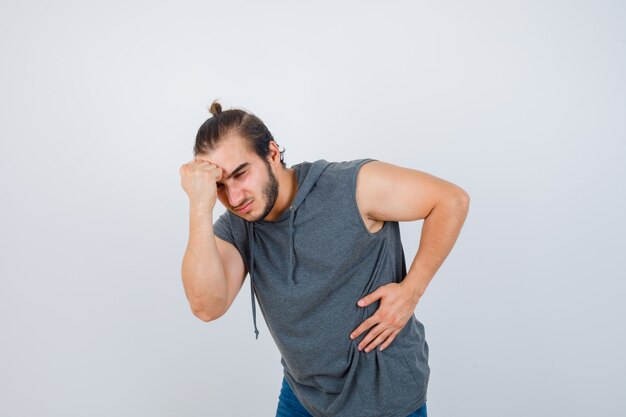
[250,161,279,223]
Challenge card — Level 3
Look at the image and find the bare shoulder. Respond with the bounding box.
[356,160,469,223]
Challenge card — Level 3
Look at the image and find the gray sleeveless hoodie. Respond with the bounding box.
[213,158,430,417]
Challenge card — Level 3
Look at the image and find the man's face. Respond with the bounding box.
[197,134,279,223]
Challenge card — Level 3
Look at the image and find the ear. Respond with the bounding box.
[267,140,281,166]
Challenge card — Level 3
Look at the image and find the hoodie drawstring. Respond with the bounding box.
[248,222,260,339]
[288,206,295,283]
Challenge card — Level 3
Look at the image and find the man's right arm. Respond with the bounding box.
[179,158,247,322]
[181,204,248,322]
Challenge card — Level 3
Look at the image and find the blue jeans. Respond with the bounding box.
[276,376,427,417]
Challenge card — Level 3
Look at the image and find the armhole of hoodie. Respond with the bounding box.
[213,211,250,273]
[351,158,388,238]
[213,210,236,246]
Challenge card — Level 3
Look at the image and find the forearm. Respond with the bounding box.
[402,193,470,301]
[181,205,228,320]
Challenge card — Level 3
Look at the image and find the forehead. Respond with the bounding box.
[196,134,258,169]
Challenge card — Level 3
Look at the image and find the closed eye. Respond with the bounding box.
[216,171,245,189]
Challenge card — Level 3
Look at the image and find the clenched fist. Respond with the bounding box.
[179,158,223,209]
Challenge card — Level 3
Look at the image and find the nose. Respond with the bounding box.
[226,185,245,208]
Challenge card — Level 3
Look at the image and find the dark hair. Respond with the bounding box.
[194,99,286,168]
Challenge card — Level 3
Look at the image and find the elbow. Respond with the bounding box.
[458,189,470,209]
[193,308,223,323]
[449,188,470,216]
[191,302,226,323]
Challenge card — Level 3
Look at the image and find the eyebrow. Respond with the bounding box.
[217,162,250,183]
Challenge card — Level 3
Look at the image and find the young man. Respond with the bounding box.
[179,101,470,417]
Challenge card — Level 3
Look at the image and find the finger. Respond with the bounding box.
[210,165,223,181]
[189,159,221,174]
[378,329,400,352]
[364,327,394,353]
[350,315,379,340]
[357,288,384,307]
[357,322,386,351]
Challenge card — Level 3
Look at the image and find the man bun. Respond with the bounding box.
[209,99,222,117]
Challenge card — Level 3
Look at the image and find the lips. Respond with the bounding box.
[236,201,252,213]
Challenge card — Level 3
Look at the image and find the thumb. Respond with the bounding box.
[357,288,385,307]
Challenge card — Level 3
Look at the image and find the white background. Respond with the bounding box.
[1,1,624,416]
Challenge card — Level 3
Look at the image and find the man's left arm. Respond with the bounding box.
[349,160,470,352]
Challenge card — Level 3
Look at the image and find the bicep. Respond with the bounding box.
[215,236,248,313]
[357,160,467,222]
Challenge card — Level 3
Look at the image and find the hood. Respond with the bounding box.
[245,159,331,339]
